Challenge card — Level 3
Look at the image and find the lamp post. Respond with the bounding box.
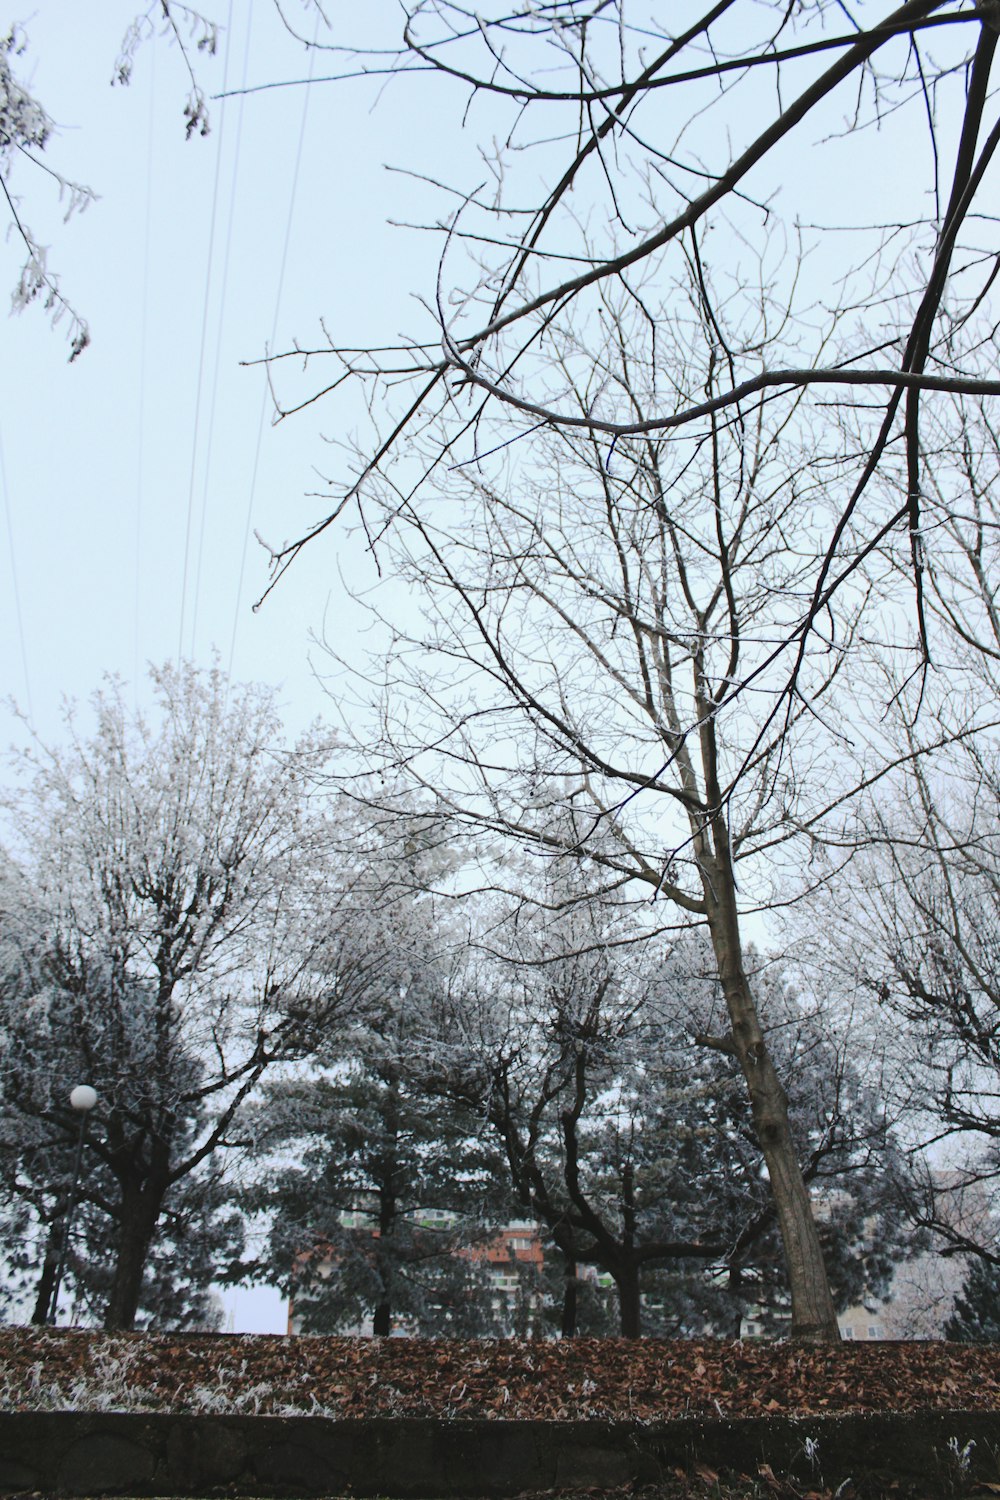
[48,1084,98,1326]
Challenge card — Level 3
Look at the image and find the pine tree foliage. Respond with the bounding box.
[945,1257,1000,1344]
[243,828,528,1338]
[246,1063,520,1338]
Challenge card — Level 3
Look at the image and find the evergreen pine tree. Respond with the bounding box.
[246,1062,520,1337]
[945,1258,1000,1343]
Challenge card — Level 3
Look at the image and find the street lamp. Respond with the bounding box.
[48,1084,98,1326]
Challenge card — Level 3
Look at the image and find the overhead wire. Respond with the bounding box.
[228,6,320,680]
[0,422,34,724]
[176,0,235,667]
[189,0,242,658]
[134,37,156,703]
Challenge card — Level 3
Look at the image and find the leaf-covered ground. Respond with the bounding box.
[1,1328,999,1420]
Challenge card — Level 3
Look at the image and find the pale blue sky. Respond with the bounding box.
[0,2,458,747]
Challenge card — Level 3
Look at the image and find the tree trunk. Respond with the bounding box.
[103,1191,161,1331]
[372,1167,397,1337]
[561,1257,579,1338]
[30,1219,62,1325]
[616,1264,642,1339]
[703,836,840,1343]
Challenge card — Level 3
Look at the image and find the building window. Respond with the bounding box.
[490,1271,521,1291]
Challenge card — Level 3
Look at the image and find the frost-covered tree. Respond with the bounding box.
[0,25,94,356]
[0,661,360,1330]
[0,1149,244,1331]
[809,764,1000,1274]
[0,5,224,355]
[438,910,913,1338]
[0,977,245,1329]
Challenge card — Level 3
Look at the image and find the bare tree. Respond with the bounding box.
[312,267,900,1339]
[256,1,1000,711]
[792,385,1000,1269]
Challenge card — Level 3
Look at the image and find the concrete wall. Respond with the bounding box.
[2,1409,1000,1496]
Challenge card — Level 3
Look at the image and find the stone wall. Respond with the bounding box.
[2,1410,1000,1496]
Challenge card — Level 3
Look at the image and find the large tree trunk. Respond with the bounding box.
[103,1190,161,1331]
[560,1257,579,1338]
[702,834,840,1343]
[615,1264,642,1339]
[372,1170,397,1337]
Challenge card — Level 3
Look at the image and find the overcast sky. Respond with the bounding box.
[0,2,466,754]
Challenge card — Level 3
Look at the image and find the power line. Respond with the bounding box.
[134,37,157,702]
[189,0,242,658]
[177,0,236,667]
[0,423,34,723]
